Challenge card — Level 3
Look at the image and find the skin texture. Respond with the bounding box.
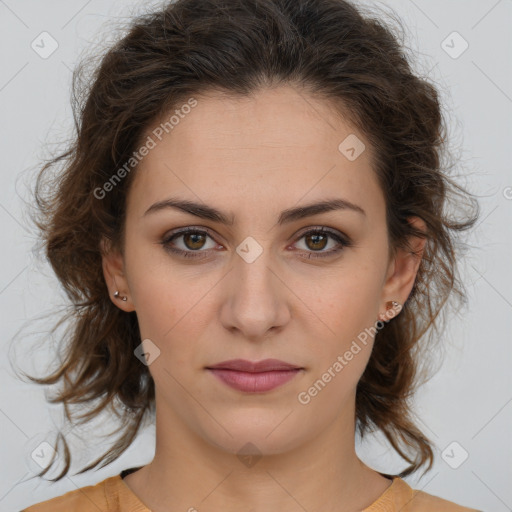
[102,84,426,512]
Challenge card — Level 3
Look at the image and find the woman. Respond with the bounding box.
[21,0,481,510]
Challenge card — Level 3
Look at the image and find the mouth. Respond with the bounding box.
[205,358,303,372]
[205,359,304,393]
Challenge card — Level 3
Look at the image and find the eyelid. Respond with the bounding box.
[161,225,221,245]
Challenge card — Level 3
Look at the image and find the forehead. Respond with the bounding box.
[128,85,384,223]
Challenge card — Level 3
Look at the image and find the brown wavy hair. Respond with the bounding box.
[17,0,479,482]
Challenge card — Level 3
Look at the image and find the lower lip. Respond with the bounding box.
[206,368,301,392]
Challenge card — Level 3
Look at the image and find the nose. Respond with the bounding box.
[219,245,291,341]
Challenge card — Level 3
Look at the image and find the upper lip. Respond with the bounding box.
[206,359,302,372]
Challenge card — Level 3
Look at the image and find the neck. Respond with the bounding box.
[124,394,393,512]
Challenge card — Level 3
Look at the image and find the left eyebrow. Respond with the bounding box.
[277,198,366,224]
[142,197,366,225]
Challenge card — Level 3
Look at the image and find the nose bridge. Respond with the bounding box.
[221,234,289,338]
[234,234,279,305]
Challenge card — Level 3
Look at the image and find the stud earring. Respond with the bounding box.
[112,278,128,301]
[114,290,127,301]
[379,300,402,321]
[386,300,401,312]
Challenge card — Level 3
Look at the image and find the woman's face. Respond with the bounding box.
[103,85,421,457]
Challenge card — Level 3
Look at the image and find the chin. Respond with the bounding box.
[196,414,310,459]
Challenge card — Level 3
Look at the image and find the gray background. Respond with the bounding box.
[0,0,511,510]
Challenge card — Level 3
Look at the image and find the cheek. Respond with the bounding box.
[303,263,382,330]
[132,277,202,348]
[297,265,382,372]
[125,247,213,364]
[123,235,183,330]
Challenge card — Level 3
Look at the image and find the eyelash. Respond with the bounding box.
[160,226,352,260]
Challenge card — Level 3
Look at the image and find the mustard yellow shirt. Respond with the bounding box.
[22,468,480,511]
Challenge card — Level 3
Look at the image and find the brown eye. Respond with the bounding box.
[183,232,207,250]
[161,226,352,261]
[304,232,329,251]
[294,228,352,259]
[161,227,218,259]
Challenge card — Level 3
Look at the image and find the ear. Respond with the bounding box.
[100,237,135,312]
[378,216,427,320]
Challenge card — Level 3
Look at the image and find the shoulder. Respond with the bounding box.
[390,477,481,512]
[20,475,119,512]
[410,488,481,511]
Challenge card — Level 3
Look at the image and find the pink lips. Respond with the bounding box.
[206,359,303,392]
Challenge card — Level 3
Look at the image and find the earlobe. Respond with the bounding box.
[113,290,128,302]
[100,237,135,312]
[378,300,403,322]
